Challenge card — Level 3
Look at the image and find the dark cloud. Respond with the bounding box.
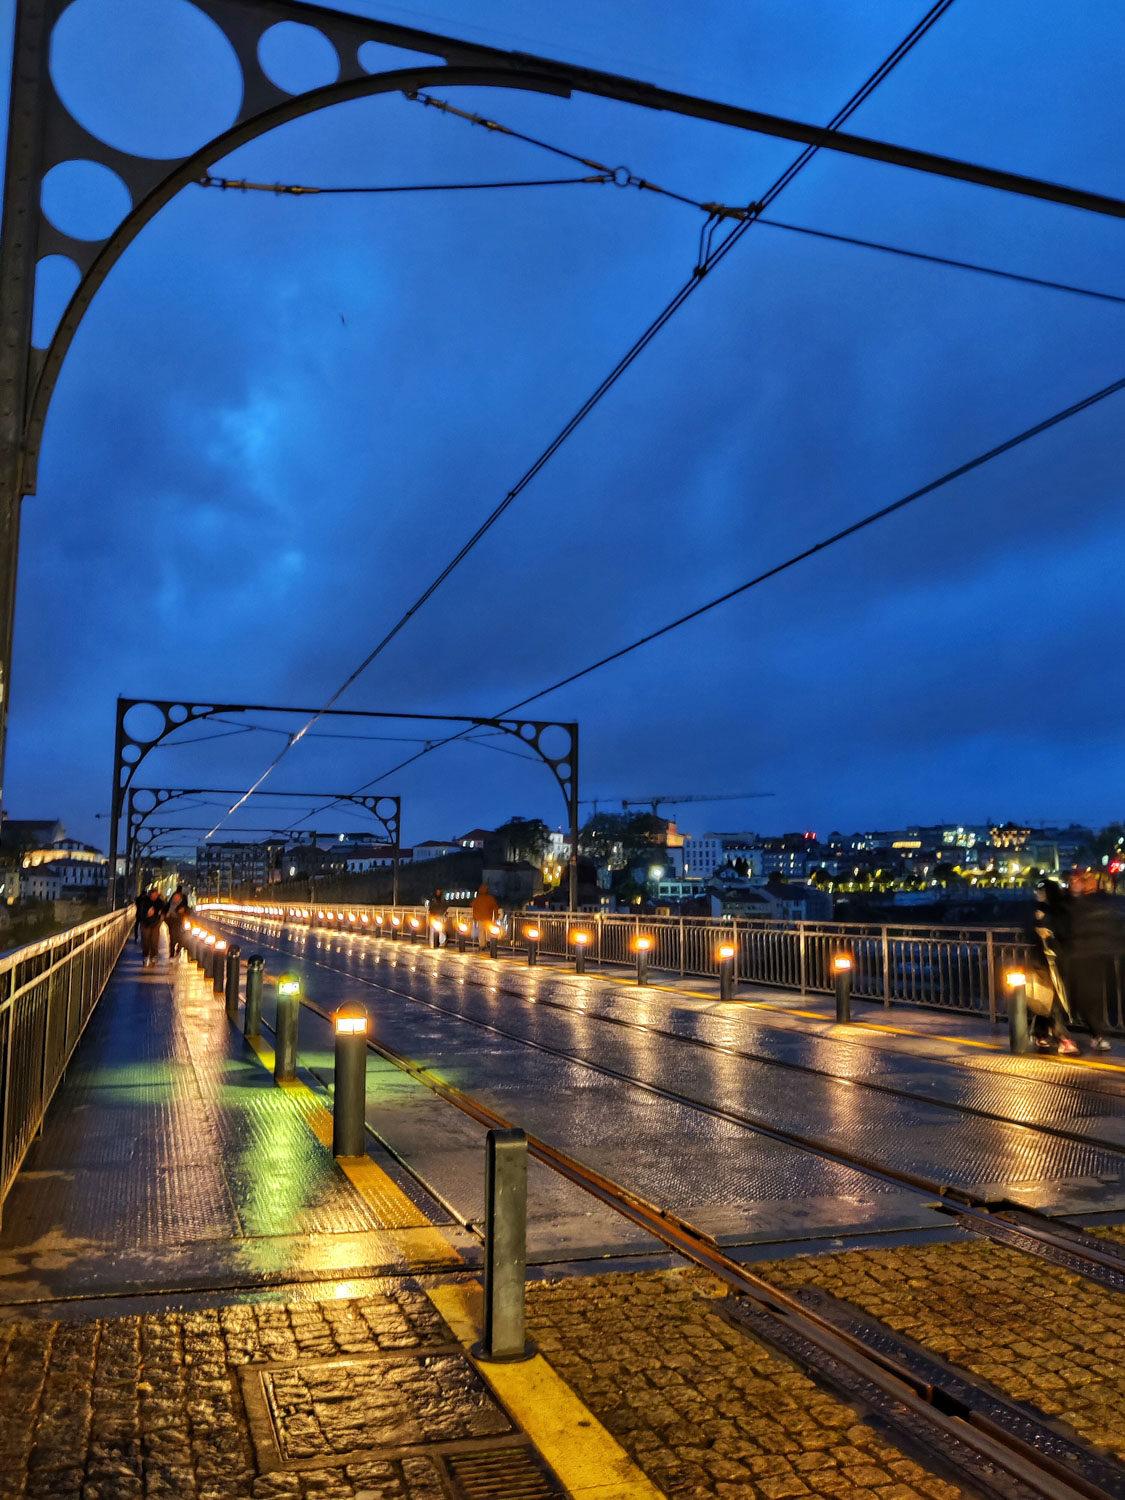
[6,0,1124,849]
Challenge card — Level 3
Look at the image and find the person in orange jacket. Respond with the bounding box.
[471,883,500,949]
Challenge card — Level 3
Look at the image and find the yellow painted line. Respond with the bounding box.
[231,974,665,1497]
[430,1283,663,1500]
[243,1031,461,1263]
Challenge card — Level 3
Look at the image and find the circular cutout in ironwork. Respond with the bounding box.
[258,21,339,95]
[121,744,142,764]
[41,159,132,241]
[32,255,80,349]
[50,0,243,160]
[168,704,188,723]
[535,724,572,762]
[122,701,167,744]
[132,790,157,813]
[357,39,440,75]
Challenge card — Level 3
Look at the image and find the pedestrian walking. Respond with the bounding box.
[427,888,448,946]
[1028,881,1077,1055]
[471,883,500,949]
[166,886,190,958]
[138,887,167,968]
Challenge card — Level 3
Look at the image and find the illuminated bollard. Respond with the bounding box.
[523,925,540,968]
[479,1128,530,1362]
[212,939,228,995]
[571,930,590,975]
[634,936,652,986]
[202,934,216,979]
[390,916,401,941]
[224,945,241,1024]
[332,1004,368,1158]
[718,943,736,1003]
[833,953,853,1024]
[244,955,264,1038]
[408,917,420,945]
[1007,970,1030,1054]
[430,919,443,950]
[488,922,500,961]
[274,973,301,1082]
[456,921,468,954]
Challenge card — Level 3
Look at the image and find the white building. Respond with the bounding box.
[683,832,759,878]
[344,846,411,873]
[412,840,462,863]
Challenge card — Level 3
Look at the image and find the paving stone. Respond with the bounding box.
[764,1239,1125,1466]
[526,1269,966,1499]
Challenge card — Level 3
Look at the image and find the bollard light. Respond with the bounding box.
[244,955,264,1039]
[274,974,301,1081]
[202,932,216,979]
[717,942,736,1003]
[1006,969,1030,1054]
[408,916,420,945]
[634,935,653,986]
[213,938,228,996]
[479,1127,531,1362]
[524,925,540,968]
[456,920,469,954]
[390,915,401,940]
[571,930,591,975]
[224,944,241,1023]
[488,922,500,961]
[430,918,443,950]
[833,952,853,1024]
[332,1003,369,1157]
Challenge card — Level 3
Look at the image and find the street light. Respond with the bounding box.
[833,952,853,1023]
[570,929,591,975]
[717,942,736,1002]
[634,935,653,986]
[1006,969,1029,1054]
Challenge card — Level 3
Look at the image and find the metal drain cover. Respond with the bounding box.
[239,1345,519,1473]
[443,1446,565,1497]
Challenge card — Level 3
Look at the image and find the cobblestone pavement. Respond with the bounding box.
[0,1286,459,1500]
[525,1270,965,1500]
[764,1239,1125,1466]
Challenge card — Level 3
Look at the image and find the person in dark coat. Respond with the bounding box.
[133,891,146,943]
[138,887,166,967]
[1028,881,1077,1055]
[427,888,448,947]
[1060,881,1121,1053]
[166,886,190,958]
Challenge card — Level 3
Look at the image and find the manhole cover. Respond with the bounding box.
[239,1346,521,1473]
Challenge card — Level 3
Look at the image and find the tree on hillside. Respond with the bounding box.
[495,816,551,865]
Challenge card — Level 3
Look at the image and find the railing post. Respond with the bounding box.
[985,928,998,1024]
[881,926,892,1008]
[797,922,806,994]
[679,914,685,977]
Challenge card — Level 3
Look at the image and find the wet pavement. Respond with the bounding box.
[210,913,1125,1243]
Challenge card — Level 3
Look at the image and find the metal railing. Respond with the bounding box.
[204,900,1040,1026]
[0,909,131,1215]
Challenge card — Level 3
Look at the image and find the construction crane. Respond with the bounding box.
[579,793,774,816]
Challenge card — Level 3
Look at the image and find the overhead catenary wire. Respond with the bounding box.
[272,2,957,834]
[199,172,617,195]
[343,364,1125,797]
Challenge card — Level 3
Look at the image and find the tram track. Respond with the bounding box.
[223,938,1125,1500]
[224,917,1125,1296]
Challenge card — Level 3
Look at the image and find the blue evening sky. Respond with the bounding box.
[3,0,1124,853]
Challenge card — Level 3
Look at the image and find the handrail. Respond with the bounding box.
[0,909,131,1216]
[203,900,1047,1028]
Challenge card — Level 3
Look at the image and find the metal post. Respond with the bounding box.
[1007,973,1030,1054]
[881,925,892,1008]
[212,940,228,995]
[834,955,853,1023]
[573,933,588,975]
[201,939,215,979]
[488,924,499,961]
[408,919,418,944]
[332,1003,368,1158]
[718,944,735,1002]
[479,1127,530,1362]
[524,926,539,967]
[274,976,301,1082]
[244,955,264,1038]
[456,922,467,954]
[635,939,651,986]
[224,945,241,1024]
[985,928,998,1024]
